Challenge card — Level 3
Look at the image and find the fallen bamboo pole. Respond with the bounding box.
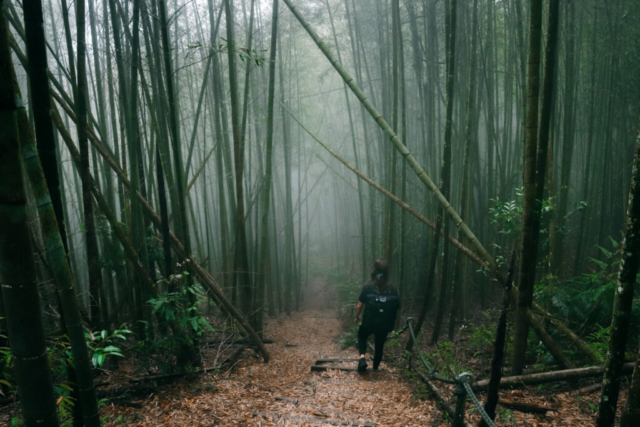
[472,363,635,390]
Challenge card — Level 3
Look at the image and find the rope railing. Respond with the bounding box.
[405,318,497,427]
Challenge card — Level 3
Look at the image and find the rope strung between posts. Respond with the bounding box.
[406,318,497,427]
[460,379,497,427]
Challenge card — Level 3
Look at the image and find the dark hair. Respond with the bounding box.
[371,258,390,292]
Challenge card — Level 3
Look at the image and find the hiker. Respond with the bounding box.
[354,259,400,372]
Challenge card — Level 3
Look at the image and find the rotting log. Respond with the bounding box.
[576,383,603,395]
[472,363,635,390]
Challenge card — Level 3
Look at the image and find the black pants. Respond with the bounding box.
[358,324,388,369]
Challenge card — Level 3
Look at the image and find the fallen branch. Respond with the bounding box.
[128,365,222,384]
[498,399,551,414]
[97,383,158,400]
[531,306,603,364]
[472,363,635,390]
[575,383,602,395]
[103,345,244,387]
[574,376,631,396]
[203,337,274,347]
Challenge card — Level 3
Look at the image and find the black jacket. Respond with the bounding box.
[358,281,400,333]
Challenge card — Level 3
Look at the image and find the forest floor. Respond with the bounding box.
[96,276,611,427]
[0,277,617,426]
[100,277,435,426]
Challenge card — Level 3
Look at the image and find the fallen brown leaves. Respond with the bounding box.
[0,277,629,426]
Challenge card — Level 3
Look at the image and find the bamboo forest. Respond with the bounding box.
[2,0,640,425]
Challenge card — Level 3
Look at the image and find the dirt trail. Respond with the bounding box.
[103,277,435,426]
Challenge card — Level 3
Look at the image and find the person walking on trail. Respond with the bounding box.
[354,259,400,373]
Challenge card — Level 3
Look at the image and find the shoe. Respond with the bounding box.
[357,357,367,373]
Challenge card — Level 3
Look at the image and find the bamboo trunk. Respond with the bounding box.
[0,9,59,423]
[596,113,640,426]
[481,253,515,426]
[512,0,545,375]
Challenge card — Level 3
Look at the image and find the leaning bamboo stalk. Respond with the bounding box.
[531,306,602,364]
[187,142,218,193]
[526,309,572,370]
[0,7,58,423]
[50,104,157,294]
[18,97,101,426]
[185,55,212,177]
[281,102,485,269]
[281,0,500,278]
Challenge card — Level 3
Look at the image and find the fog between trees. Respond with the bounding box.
[2,0,640,425]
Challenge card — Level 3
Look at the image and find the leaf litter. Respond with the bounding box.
[99,277,435,425]
[0,276,622,426]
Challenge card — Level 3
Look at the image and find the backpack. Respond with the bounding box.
[363,284,399,331]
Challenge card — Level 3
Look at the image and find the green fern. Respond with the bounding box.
[597,246,614,259]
